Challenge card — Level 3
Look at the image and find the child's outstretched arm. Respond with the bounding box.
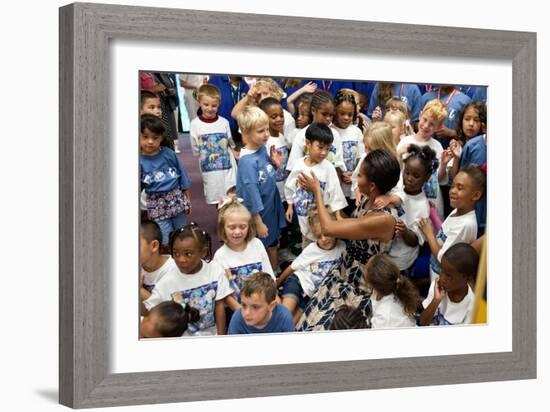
[276,264,294,288]
[286,81,317,114]
[231,86,258,119]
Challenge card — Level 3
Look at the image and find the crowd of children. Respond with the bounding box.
[139,75,487,338]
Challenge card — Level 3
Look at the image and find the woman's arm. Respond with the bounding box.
[298,171,395,241]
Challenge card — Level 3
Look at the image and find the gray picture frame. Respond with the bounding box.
[59,2,536,409]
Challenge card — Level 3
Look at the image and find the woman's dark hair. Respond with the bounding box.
[458,164,486,197]
[366,255,419,316]
[455,101,487,144]
[404,144,439,177]
[334,90,358,122]
[151,301,201,337]
[309,90,334,123]
[258,96,282,113]
[305,122,334,146]
[329,305,368,330]
[361,149,401,194]
[168,222,213,261]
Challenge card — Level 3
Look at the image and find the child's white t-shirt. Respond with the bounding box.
[422,280,475,325]
[189,116,237,204]
[388,190,430,270]
[144,260,233,336]
[141,256,177,293]
[371,293,417,328]
[284,157,348,241]
[396,134,445,219]
[430,209,478,280]
[332,124,365,198]
[265,133,290,201]
[291,240,345,297]
[213,238,275,301]
[286,124,346,172]
[283,109,296,139]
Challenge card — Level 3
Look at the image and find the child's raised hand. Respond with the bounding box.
[441,148,453,165]
[269,145,283,169]
[418,217,435,239]
[372,106,383,122]
[449,139,461,158]
[301,81,318,94]
[434,278,447,302]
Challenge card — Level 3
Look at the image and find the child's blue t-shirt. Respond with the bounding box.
[208,76,249,133]
[228,303,295,334]
[140,147,191,194]
[309,79,354,96]
[367,83,422,122]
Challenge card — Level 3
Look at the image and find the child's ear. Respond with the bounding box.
[472,189,482,202]
[268,299,277,311]
[151,240,160,253]
[201,246,208,258]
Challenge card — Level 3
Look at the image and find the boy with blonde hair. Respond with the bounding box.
[190,84,237,204]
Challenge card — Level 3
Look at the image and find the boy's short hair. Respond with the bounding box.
[140,90,160,107]
[197,84,221,102]
[236,106,269,134]
[442,243,480,279]
[459,164,486,197]
[305,122,333,146]
[421,99,448,124]
[307,205,336,231]
[240,272,277,303]
[141,220,162,244]
[140,114,166,135]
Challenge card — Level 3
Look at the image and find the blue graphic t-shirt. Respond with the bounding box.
[293,181,327,217]
[342,140,359,172]
[172,282,218,334]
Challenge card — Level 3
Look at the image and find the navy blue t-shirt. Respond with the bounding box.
[228,303,295,334]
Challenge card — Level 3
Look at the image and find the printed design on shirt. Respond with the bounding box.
[258,163,277,186]
[448,108,457,122]
[342,141,358,171]
[198,133,232,172]
[310,258,341,290]
[227,262,263,301]
[142,166,180,186]
[423,171,439,199]
[430,228,447,275]
[172,281,218,334]
[143,283,155,293]
[274,146,290,182]
[433,310,453,326]
[293,181,327,217]
[400,95,409,104]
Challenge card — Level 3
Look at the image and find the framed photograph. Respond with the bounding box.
[59,2,536,408]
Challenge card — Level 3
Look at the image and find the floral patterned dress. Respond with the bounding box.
[296,198,398,331]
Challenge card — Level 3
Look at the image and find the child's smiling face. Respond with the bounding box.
[265,104,284,135]
[198,95,220,119]
[417,113,440,138]
[449,172,481,212]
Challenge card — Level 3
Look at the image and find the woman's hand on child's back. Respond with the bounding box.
[297,171,321,194]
